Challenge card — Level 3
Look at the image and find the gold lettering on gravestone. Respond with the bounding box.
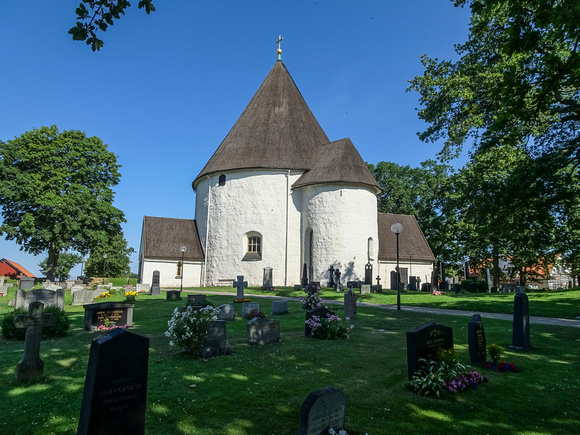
[97,310,123,323]
[308,405,345,434]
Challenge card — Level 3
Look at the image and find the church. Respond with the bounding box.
[138,49,435,289]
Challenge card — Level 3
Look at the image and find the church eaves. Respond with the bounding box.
[292,137,382,194]
[193,61,329,189]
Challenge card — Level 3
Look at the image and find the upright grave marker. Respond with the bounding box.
[510,292,531,351]
[468,314,487,364]
[298,387,347,435]
[78,329,149,435]
[406,322,453,380]
[150,270,161,296]
[14,302,55,382]
[233,275,248,300]
[247,318,280,345]
[343,288,356,319]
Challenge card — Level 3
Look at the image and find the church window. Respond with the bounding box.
[367,237,375,261]
[243,232,262,261]
[218,174,226,186]
[176,261,183,278]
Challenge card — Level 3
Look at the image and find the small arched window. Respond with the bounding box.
[242,232,262,261]
[367,237,375,261]
[218,174,226,186]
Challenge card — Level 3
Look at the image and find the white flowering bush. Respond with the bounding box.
[165,305,220,355]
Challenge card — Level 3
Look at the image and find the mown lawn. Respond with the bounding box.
[0,287,578,434]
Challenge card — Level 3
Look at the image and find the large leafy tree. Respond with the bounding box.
[84,233,135,278]
[38,252,83,282]
[69,0,156,51]
[0,126,126,281]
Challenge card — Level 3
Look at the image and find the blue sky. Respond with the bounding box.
[0,1,471,277]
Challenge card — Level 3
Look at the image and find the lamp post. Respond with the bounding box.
[180,245,187,292]
[391,222,403,310]
[102,254,107,284]
[409,252,412,284]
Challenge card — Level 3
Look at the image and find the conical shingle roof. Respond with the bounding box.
[193,61,329,188]
[292,137,381,194]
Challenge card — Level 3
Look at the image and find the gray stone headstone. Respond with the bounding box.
[136,283,150,293]
[187,294,206,305]
[71,285,85,295]
[77,329,149,435]
[233,275,248,299]
[242,302,260,319]
[202,320,228,358]
[166,290,181,301]
[150,270,161,296]
[261,267,273,290]
[72,289,96,306]
[468,314,486,364]
[217,304,237,321]
[15,288,64,311]
[343,288,356,319]
[19,277,35,290]
[14,302,55,382]
[65,280,75,290]
[46,284,62,290]
[510,292,530,351]
[271,300,289,315]
[298,387,347,435]
[247,318,280,345]
[360,284,371,294]
[406,322,454,380]
[0,276,5,287]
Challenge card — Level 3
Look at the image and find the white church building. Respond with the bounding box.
[138,55,435,289]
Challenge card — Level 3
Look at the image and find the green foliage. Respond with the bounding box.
[84,233,135,278]
[69,0,156,51]
[461,280,488,292]
[1,307,70,341]
[409,358,448,397]
[38,252,83,281]
[488,344,502,363]
[0,126,127,282]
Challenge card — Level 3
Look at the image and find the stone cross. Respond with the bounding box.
[233,275,248,299]
[376,275,381,286]
[328,265,335,287]
[14,302,55,382]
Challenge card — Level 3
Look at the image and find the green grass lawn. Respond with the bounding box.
[0,287,578,434]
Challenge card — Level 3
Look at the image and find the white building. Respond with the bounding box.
[139,57,435,288]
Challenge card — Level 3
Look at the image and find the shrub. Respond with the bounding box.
[300,285,324,309]
[305,313,354,339]
[1,307,70,340]
[165,305,220,355]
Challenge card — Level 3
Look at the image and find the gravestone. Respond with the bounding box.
[373,275,382,293]
[421,282,431,292]
[301,263,309,287]
[485,268,492,291]
[233,275,248,299]
[468,314,487,364]
[0,276,4,286]
[166,290,181,301]
[19,277,34,290]
[14,288,65,311]
[439,263,446,290]
[14,302,55,382]
[333,269,342,291]
[77,329,149,435]
[72,289,96,306]
[83,302,135,331]
[464,261,470,279]
[510,292,530,351]
[343,288,356,319]
[247,318,280,345]
[242,302,260,319]
[71,285,85,295]
[298,387,347,435]
[406,322,454,380]
[217,303,237,321]
[187,294,207,305]
[305,306,335,337]
[150,270,161,296]
[136,283,150,293]
[390,270,398,290]
[409,276,418,291]
[261,267,274,290]
[328,265,335,288]
[360,284,371,295]
[364,262,373,285]
[46,284,62,290]
[469,282,479,293]
[202,320,228,357]
[271,300,289,315]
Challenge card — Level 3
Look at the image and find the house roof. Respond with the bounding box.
[141,216,205,260]
[0,258,35,277]
[292,137,381,194]
[193,60,330,188]
[377,213,435,262]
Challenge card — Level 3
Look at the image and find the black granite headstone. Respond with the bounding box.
[510,292,530,351]
[305,307,335,337]
[364,262,373,285]
[83,302,134,331]
[298,387,346,435]
[406,322,453,380]
[328,265,335,288]
[409,276,418,291]
[166,290,181,301]
[78,329,149,435]
[468,314,486,364]
[150,270,160,296]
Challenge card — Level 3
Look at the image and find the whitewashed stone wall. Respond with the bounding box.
[299,185,378,284]
[195,170,304,286]
[140,259,203,288]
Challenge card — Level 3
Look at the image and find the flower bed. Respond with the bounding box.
[305,313,354,339]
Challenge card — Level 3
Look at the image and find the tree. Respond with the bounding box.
[409,0,580,169]
[84,233,135,278]
[69,0,156,51]
[39,252,83,282]
[368,159,461,263]
[0,126,126,281]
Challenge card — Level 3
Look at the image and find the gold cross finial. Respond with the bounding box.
[276,35,283,60]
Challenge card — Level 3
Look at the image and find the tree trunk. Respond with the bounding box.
[47,243,59,282]
[492,253,500,287]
